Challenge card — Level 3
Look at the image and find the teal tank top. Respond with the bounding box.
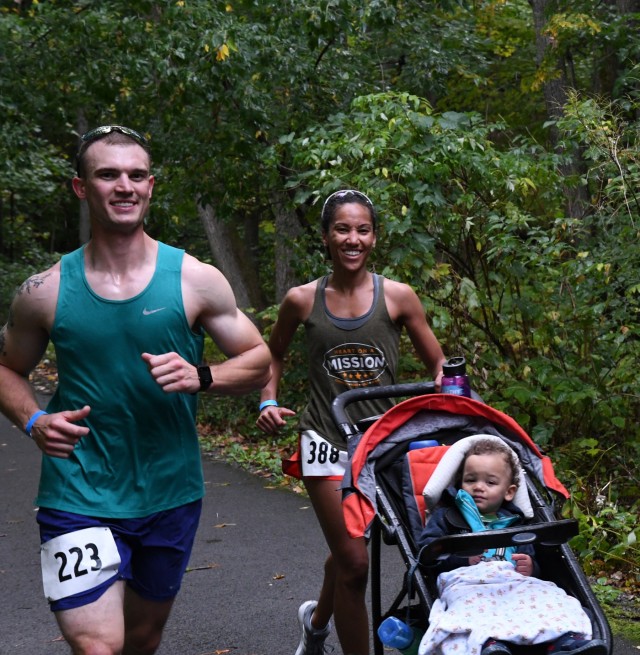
[37,242,205,518]
[298,274,401,449]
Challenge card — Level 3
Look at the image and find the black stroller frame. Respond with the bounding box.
[333,382,612,655]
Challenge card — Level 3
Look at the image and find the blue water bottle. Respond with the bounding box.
[441,356,471,398]
[409,440,439,451]
[377,616,423,655]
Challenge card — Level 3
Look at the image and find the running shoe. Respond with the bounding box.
[294,600,332,655]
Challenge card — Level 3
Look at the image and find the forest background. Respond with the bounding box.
[0,0,638,636]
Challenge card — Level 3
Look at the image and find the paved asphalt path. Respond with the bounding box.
[1,401,637,655]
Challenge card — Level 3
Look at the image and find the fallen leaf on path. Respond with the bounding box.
[186,563,220,572]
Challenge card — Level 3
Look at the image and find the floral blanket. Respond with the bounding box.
[418,560,592,655]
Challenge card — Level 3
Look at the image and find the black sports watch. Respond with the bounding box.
[195,365,213,393]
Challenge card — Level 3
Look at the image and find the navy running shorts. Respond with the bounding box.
[37,499,202,612]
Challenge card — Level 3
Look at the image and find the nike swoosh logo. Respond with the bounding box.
[142,307,166,315]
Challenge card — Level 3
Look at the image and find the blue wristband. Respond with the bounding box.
[259,400,279,412]
[25,410,48,438]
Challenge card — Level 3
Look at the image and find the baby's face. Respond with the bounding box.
[461,453,516,514]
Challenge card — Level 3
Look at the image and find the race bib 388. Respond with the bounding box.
[300,430,348,477]
[40,527,121,602]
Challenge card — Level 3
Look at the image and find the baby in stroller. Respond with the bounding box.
[417,436,607,655]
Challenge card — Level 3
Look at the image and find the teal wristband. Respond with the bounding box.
[259,400,279,412]
[25,410,48,438]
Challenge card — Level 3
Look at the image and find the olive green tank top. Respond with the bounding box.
[298,274,401,449]
[37,242,205,518]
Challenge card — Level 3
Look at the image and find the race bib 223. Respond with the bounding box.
[40,526,121,602]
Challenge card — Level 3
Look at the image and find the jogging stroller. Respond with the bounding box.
[333,382,612,655]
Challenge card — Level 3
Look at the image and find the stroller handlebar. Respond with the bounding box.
[331,381,437,443]
[418,518,580,566]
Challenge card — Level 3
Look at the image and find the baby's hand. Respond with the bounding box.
[512,553,534,576]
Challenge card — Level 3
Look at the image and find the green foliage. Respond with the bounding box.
[556,436,639,571]
[225,440,286,478]
[0,110,74,258]
[0,249,61,325]
[571,500,639,574]
[196,320,305,444]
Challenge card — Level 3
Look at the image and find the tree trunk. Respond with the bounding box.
[271,190,303,302]
[76,112,91,244]
[196,200,262,312]
[528,0,589,218]
[528,0,568,131]
[616,0,640,11]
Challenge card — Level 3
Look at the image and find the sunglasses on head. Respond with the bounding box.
[80,125,148,147]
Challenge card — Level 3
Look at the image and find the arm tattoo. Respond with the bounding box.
[17,272,51,296]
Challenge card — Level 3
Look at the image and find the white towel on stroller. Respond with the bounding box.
[418,560,592,655]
